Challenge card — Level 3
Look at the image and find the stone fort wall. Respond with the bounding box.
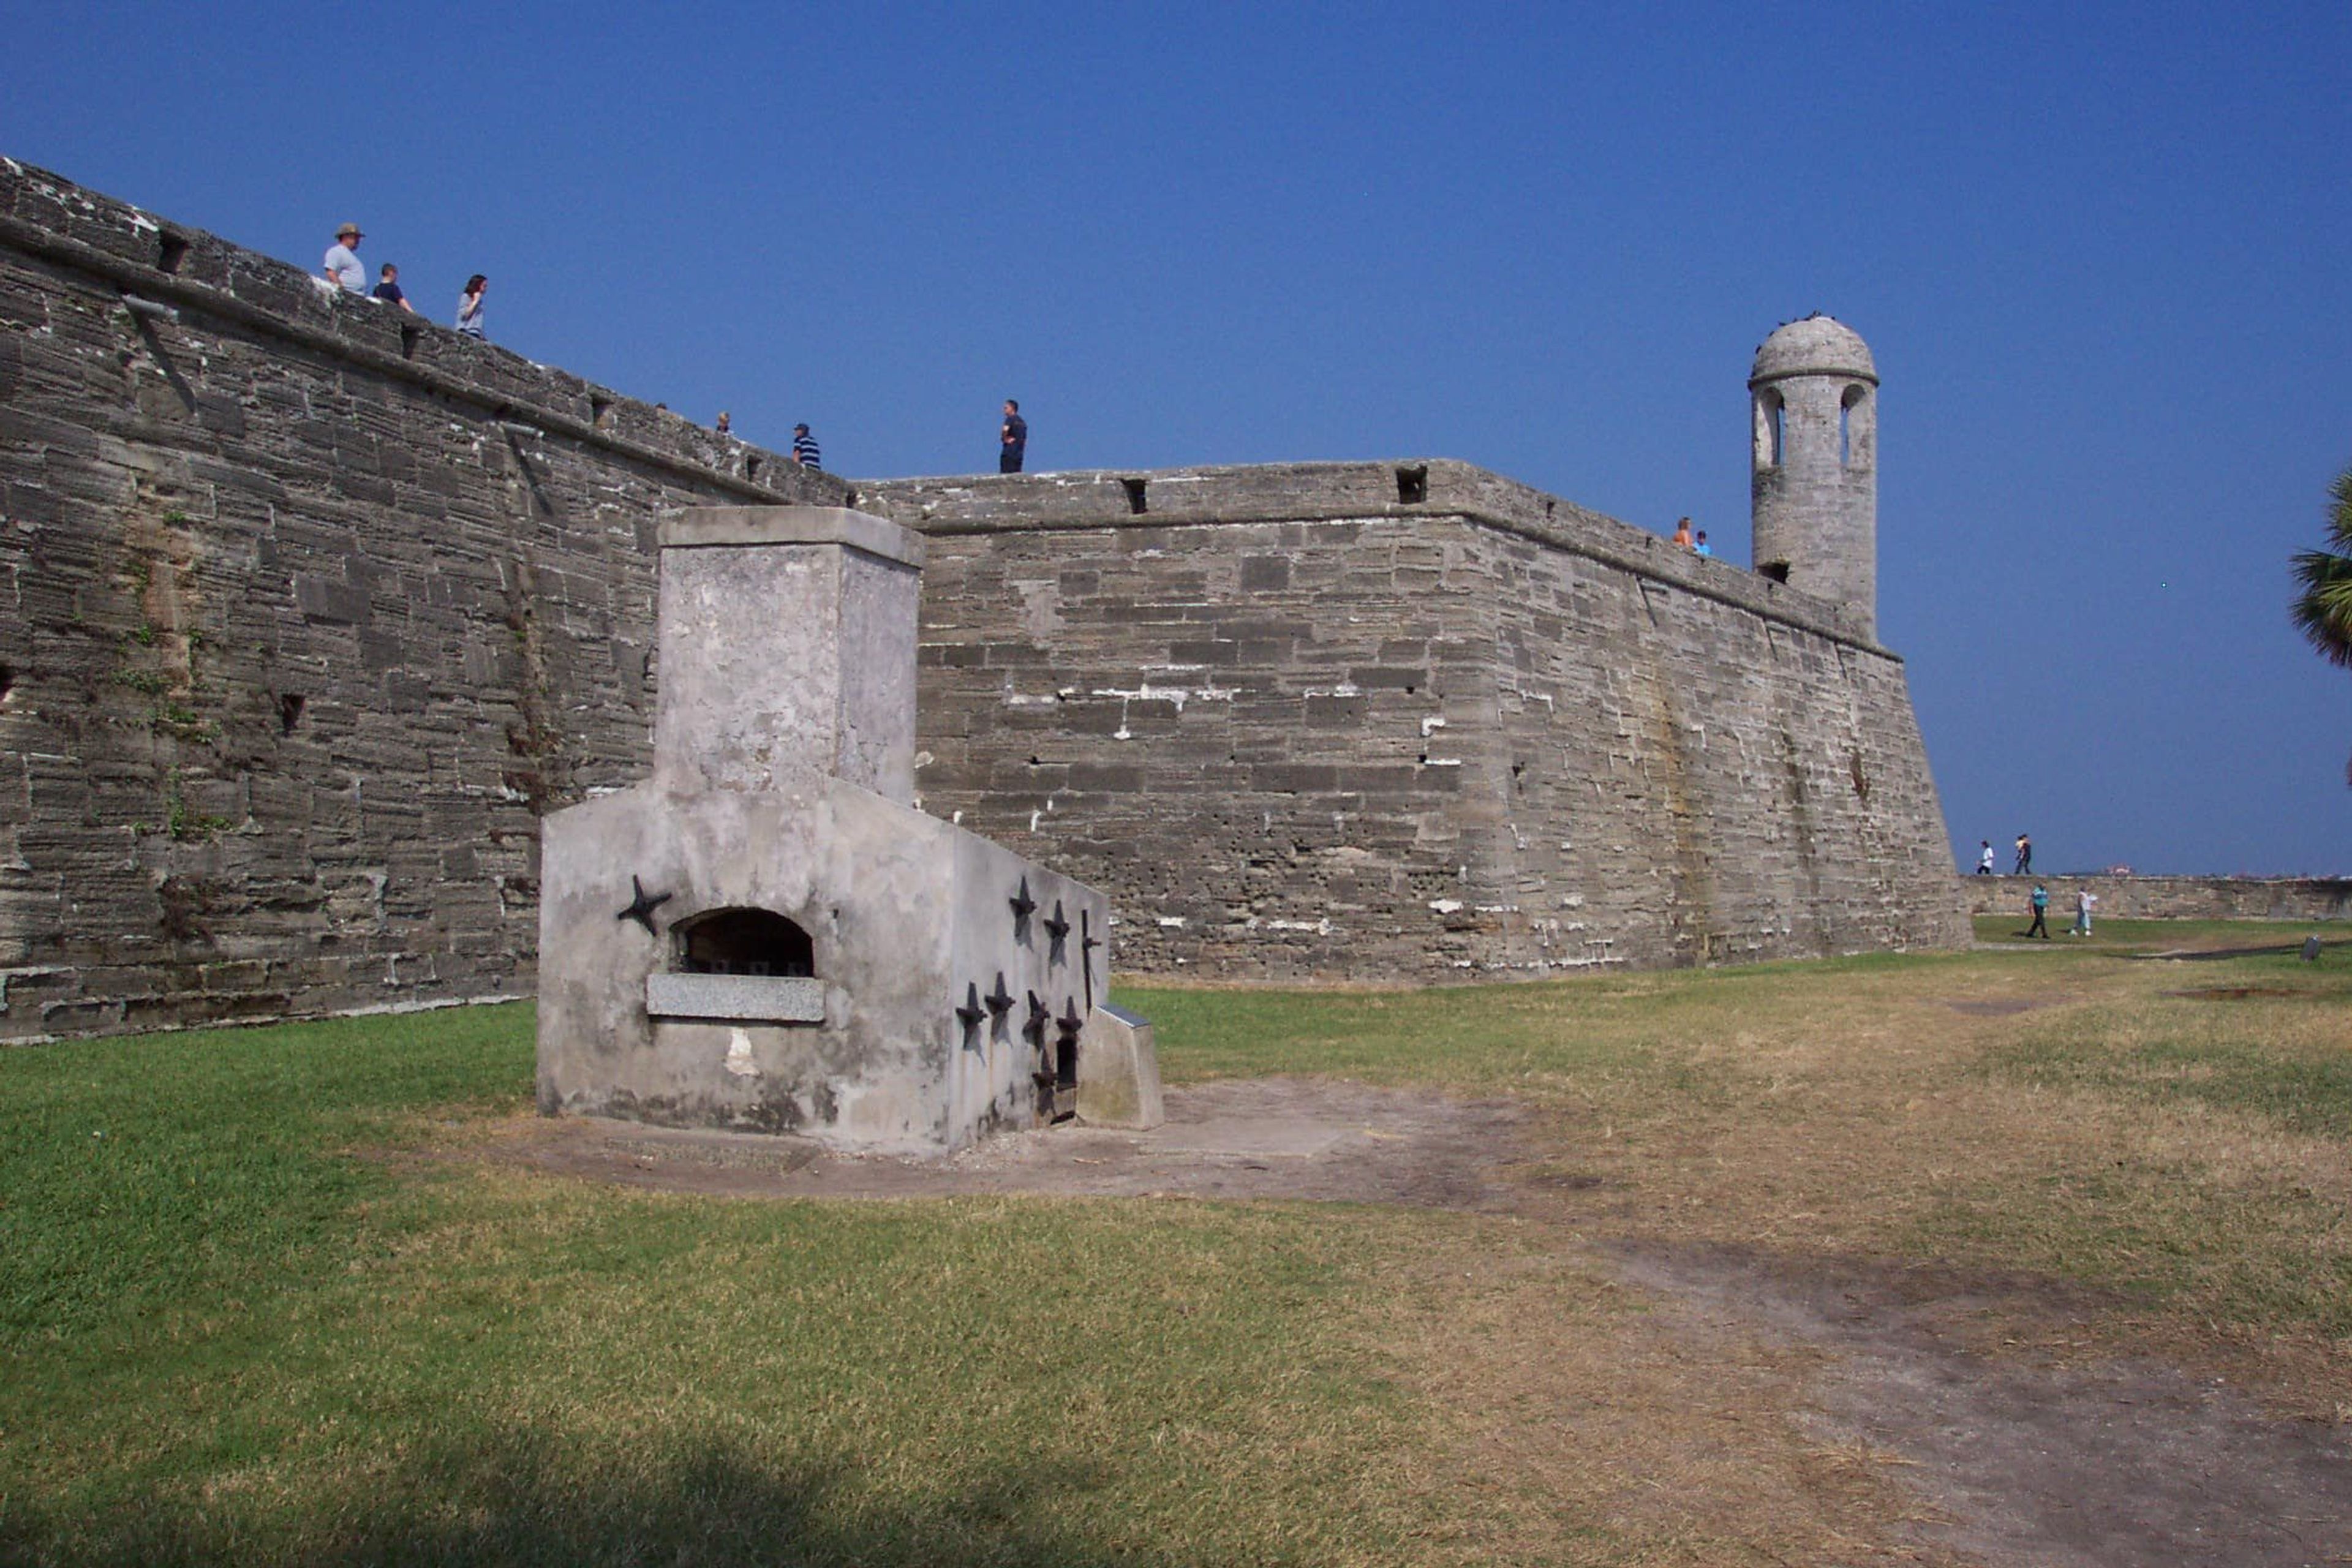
[1,157,1968,1038]
[0,157,844,1039]
[865,467,1969,979]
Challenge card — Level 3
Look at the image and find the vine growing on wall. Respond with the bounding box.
[114,510,230,837]
[500,556,571,815]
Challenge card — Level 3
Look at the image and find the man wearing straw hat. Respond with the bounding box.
[323,222,366,293]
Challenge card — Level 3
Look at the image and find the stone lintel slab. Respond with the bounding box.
[646,971,825,1023]
[661,506,925,570]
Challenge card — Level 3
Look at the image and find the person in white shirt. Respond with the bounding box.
[322,223,365,292]
[2072,888,2098,937]
[1977,841,1996,875]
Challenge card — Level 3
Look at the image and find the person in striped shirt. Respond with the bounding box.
[791,423,821,469]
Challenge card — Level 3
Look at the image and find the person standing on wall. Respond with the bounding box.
[715,411,733,437]
[1693,530,1713,557]
[323,222,365,292]
[792,423,822,469]
[372,263,413,312]
[2015,832,2033,875]
[1977,840,1996,875]
[1672,517,1694,549]
[456,274,488,339]
[1000,399,1027,473]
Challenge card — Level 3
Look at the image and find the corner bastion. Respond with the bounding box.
[864,462,1967,979]
[0,155,1967,1038]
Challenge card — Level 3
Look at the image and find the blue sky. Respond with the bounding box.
[8,1,2347,873]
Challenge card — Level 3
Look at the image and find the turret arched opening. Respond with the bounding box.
[1754,388,1786,468]
[1840,383,1874,469]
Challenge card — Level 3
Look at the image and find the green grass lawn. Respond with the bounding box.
[4,927,2348,1565]
[1,1007,1466,1566]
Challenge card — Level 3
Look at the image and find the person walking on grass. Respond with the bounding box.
[2073,886,2098,938]
[2026,883,2051,939]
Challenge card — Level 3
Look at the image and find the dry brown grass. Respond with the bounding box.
[1115,943,2350,1561]
[1363,952,2351,1421]
[1348,1222,1968,1566]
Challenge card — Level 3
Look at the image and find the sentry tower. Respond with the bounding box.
[1749,315,1879,641]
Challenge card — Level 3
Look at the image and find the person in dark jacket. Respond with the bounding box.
[999,399,1027,473]
[371,263,413,312]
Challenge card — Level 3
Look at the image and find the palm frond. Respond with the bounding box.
[2331,466,2352,548]
[2290,546,2352,666]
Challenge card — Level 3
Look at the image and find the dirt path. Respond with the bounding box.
[1610,1243,2352,1567]
[484,1082,2352,1567]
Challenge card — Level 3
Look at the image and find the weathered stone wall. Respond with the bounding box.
[0,157,846,1039]
[863,464,1970,979]
[1962,875,2351,923]
[1,157,1972,1038]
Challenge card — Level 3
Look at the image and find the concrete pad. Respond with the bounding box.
[586,1118,824,1175]
[1150,1117,1352,1158]
[490,1078,1528,1207]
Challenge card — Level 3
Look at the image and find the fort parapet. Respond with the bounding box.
[0,156,1968,1038]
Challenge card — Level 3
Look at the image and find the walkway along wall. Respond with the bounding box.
[864,466,1970,979]
[0,157,844,1039]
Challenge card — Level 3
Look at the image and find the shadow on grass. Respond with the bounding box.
[2,1434,1193,1568]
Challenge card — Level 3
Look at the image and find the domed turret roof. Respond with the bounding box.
[1750,315,1877,385]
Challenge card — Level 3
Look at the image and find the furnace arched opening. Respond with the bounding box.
[674,908,815,977]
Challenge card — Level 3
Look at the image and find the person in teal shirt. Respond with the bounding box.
[2026,883,2050,940]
